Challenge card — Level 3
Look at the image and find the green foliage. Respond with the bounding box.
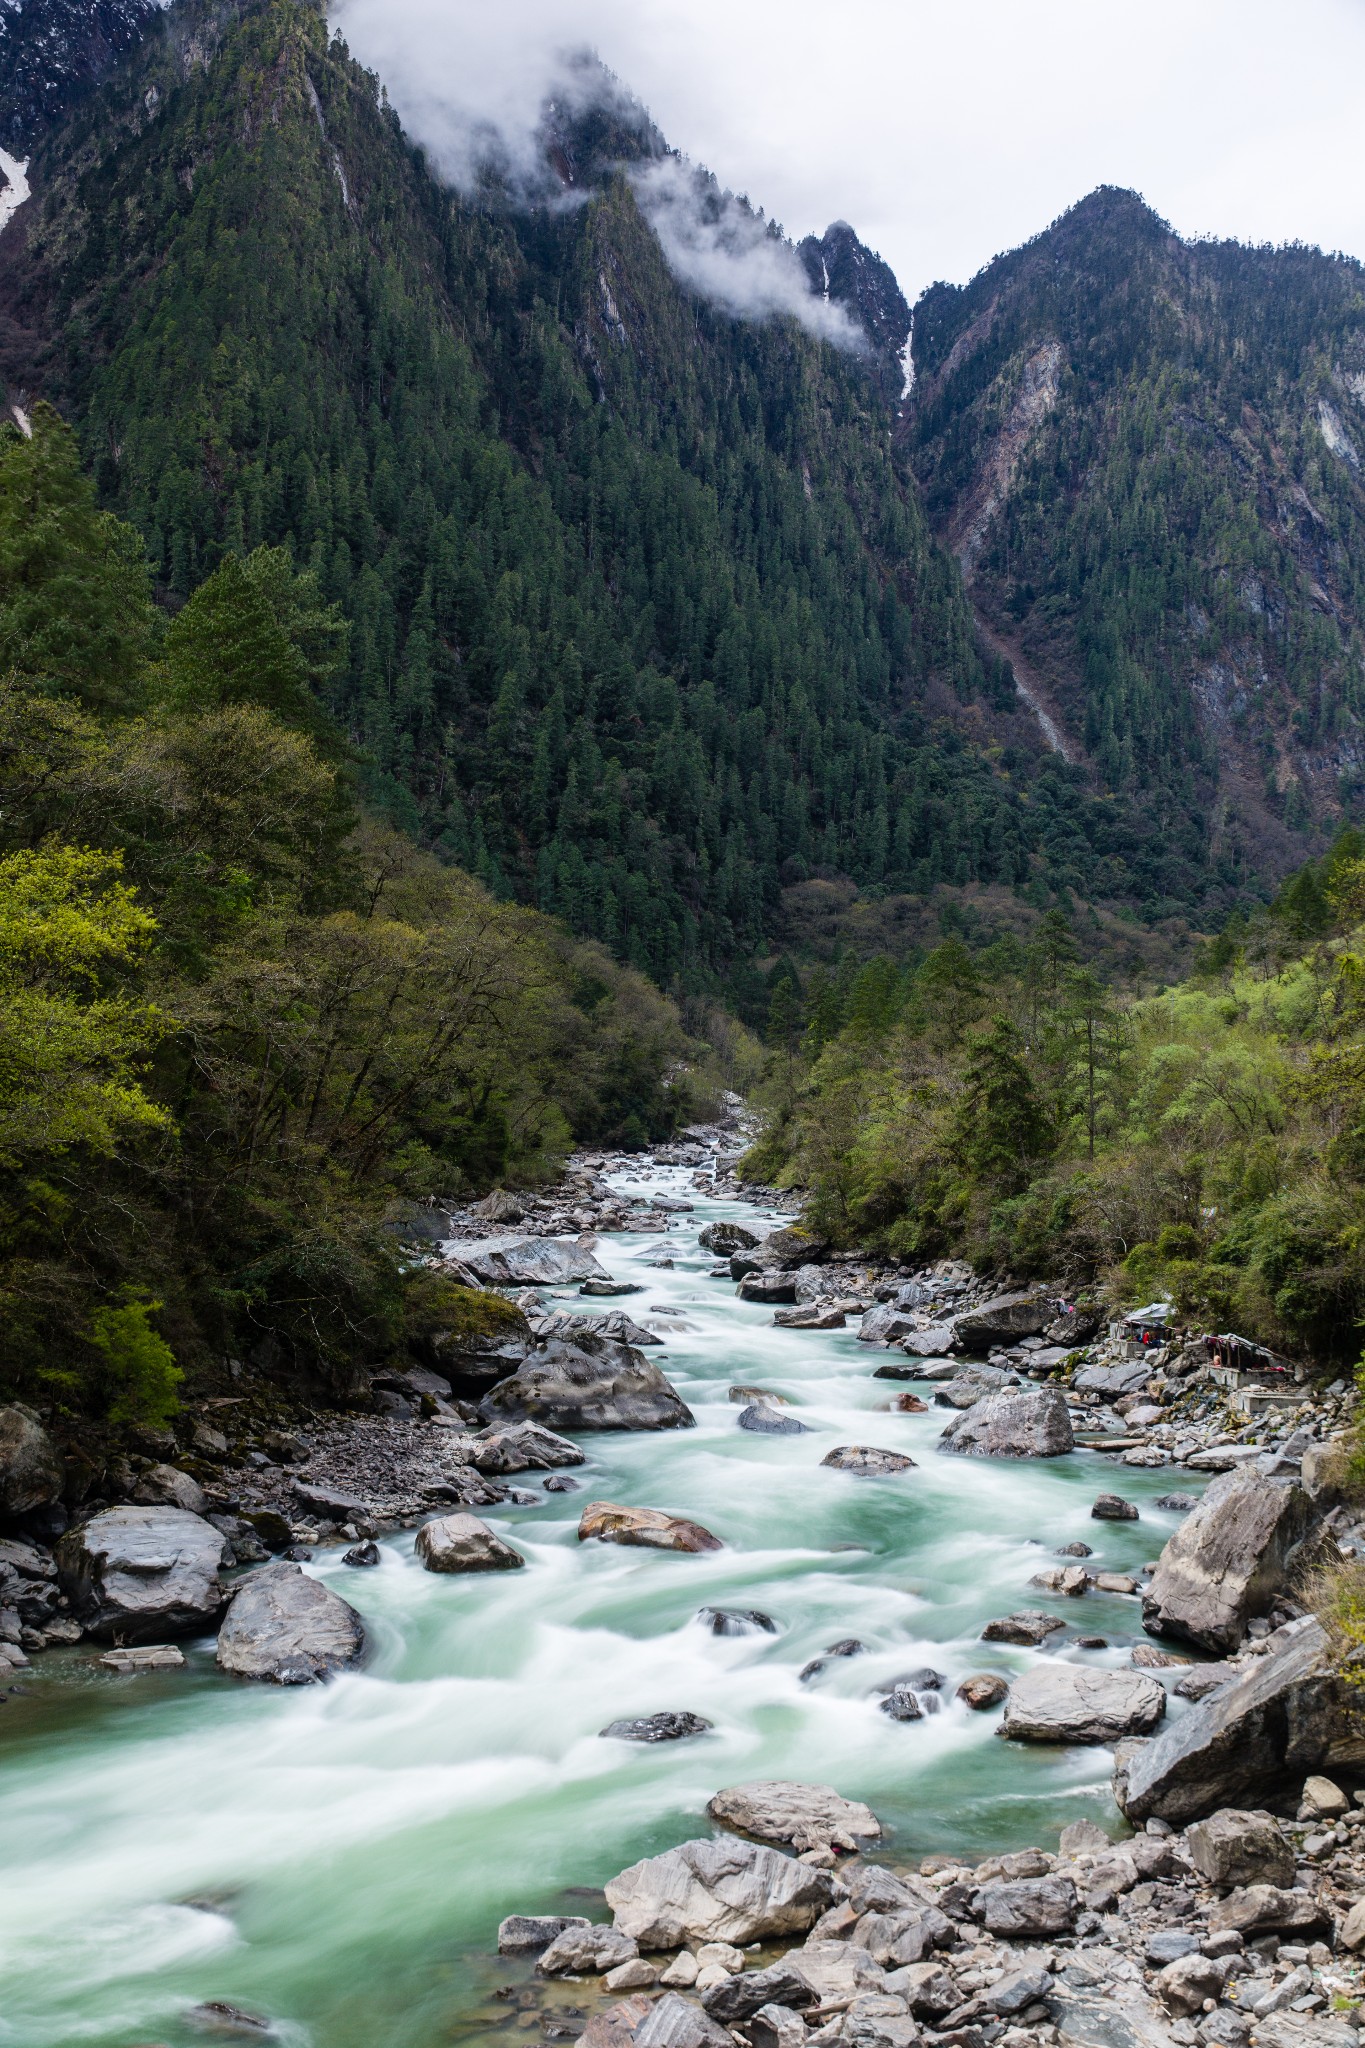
[88,1296,182,1425]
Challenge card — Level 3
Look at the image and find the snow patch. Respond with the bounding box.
[11,406,32,439]
[0,149,31,240]
[899,315,915,401]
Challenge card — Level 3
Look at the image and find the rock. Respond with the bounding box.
[1001,1664,1166,1744]
[699,1964,818,2024]
[699,1222,759,1255]
[986,1965,1054,2015]
[633,1992,733,2048]
[819,1445,917,1477]
[0,1406,63,1519]
[660,1952,700,1987]
[1206,1885,1328,1936]
[737,1274,798,1305]
[414,1514,525,1572]
[1173,1664,1232,1700]
[1131,1643,1186,1667]
[498,1913,590,1956]
[939,1387,1074,1459]
[98,1643,184,1673]
[1092,1493,1139,1521]
[730,1384,788,1405]
[184,2001,274,2035]
[1157,1954,1231,2016]
[578,1993,656,2048]
[746,2006,810,2048]
[1072,1358,1155,1398]
[291,1481,369,1523]
[471,1190,527,1224]
[1339,1899,1365,1951]
[879,1686,923,1721]
[605,1959,661,1992]
[1030,1565,1090,1596]
[1058,1818,1112,1857]
[890,1393,928,1413]
[1145,1929,1200,1964]
[580,1502,722,1553]
[216,1562,365,1684]
[482,1333,695,1433]
[698,1606,776,1635]
[56,1506,227,1643]
[538,1923,640,1974]
[131,1463,208,1517]
[800,1637,867,1681]
[858,1305,921,1346]
[1093,1571,1139,1595]
[738,1406,810,1436]
[1299,1772,1350,1819]
[469,1422,586,1473]
[952,1293,1053,1349]
[1044,1309,1100,1346]
[543,1475,579,1494]
[972,1875,1078,1937]
[342,1541,380,1567]
[901,1325,956,1356]
[605,1836,835,1948]
[884,1961,957,2014]
[443,1235,610,1285]
[600,1712,712,1742]
[1140,1470,1318,1654]
[1155,1492,1200,1512]
[980,1611,1066,1645]
[957,1673,1009,1709]
[708,1780,881,1855]
[773,1306,846,1330]
[1185,1809,1293,1889]
[777,1940,885,2002]
[535,1310,664,1349]
[732,1225,829,1275]
[581,1280,644,1297]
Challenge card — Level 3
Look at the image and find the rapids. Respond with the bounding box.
[0,1168,1197,2047]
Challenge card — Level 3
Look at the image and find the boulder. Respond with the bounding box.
[481,1332,694,1432]
[731,1225,829,1277]
[1206,1885,1329,1936]
[957,1673,1009,1710]
[775,1941,885,2002]
[1030,1565,1089,1596]
[1000,1664,1167,1744]
[414,1514,525,1572]
[635,1994,733,2048]
[579,1502,722,1553]
[538,1924,639,1975]
[1092,1493,1139,1521]
[1156,1954,1232,2016]
[443,1235,610,1285]
[819,1445,917,1477]
[698,1607,776,1635]
[605,1836,835,1948]
[1116,1615,1365,1823]
[901,1325,956,1357]
[581,1281,644,1297]
[980,1611,1066,1646]
[772,1305,846,1330]
[215,1562,366,1684]
[1301,1772,1350,1819]
[0,1406,63,1519]
[935,1369,1012,1409]
[939,1387,1074,1459]
[57,1506,227,1643]
[533,1310,663,1348]
[699,1964,818,2025]
[1155,1492,1200,1512]
[498,1914,590,1957]
[971,1875,1078,1937]
[736,1274,798,1305]
[707,1780,881,1855]
[856,1907,954,1966]
[879,1686,923,1721]
[1072,1358,1156,1398]
[343,1542,379,1567]
[1141,1470,1319,1653]
[131,1464,208,1517]
[292,1481,369,1522]
[738,1406,810,1436]
[600,1712,712,1742]
[468,1422,586,1474]
[1185,1809,1293,1889]
[857,1305,921,1346]
[698,1223,759,1256]
[890,1393,928,1414]
[951,1293,1053,1350]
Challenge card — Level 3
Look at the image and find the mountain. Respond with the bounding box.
[0,0,163,151]
[904,186,1365,895]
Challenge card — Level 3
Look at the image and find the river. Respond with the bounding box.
[0,1166,1198,2047]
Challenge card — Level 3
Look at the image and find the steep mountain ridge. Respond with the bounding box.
[0,0,163,151]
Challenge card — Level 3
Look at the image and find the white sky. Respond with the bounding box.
[334,0,1365,302]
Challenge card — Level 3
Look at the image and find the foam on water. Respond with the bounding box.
[0,1167,1197,2046]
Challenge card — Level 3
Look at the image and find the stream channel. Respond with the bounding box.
[0,1166,1201,2048]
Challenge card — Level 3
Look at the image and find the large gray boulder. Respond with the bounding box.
[537,1923,638,1975]
[938,1386,1074,1458]
[901,1325,956,1357]
[1185,1809,1294,1889]
[481,1332,694,1432]
[707,1780,881,1855]
[415,1513,525,1572]
[730,1225,828,1279]
[443,1235,610,1285]
[951,1293,1053,1350]
[820,1445,917,1477]
[971,1875,1078,1937]
[605,1836,835,1948]
[468,1422,585,1474]
[0,1406,63,1519]
[1000,1664,1166,1744]
[857,1305,921,1346]
[1115,1615,1365,1823]
[216,1561,366,1683]
[1141,1469,1319,1653]
[57,1506,227,1643]
[131,1464,208,1516]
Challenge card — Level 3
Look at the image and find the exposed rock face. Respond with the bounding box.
[0,1406,64,1519]
[481,1333,695,1432]
[1184,1809,1294,1889]
[444,1235,610,1285]
[1141,1470,1318,1653]
[938,1387,1073,1458]
[1000,1664,1167,1744]
[605,1837,835,1948]
[468,1423,586,1473]
[579,1502,722,1553]
[820,1445,917,1477]
[707,1781,881,1855]
[415,1513,525,1572]
[215,1561,366,1683]
[951,1294,1052,1350]
[600,1712,712,1742]
[1116,1615,1365,1822]
[57,1506,227,1643]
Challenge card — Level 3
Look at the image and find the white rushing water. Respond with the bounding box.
[0,1168,1198,2047]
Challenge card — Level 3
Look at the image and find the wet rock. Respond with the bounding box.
[342,1541,379,1567]
[1001,1664,1166,1743]
[1206,1884,1329,1936]
[980,1610,1066,1646]
[738,1406,810,1436]
[604,1835,835,1947]
[698,1607,776,1636]
[581,1280,643,1297]
[939,1387,1074,1459]
[1155,1492,1200,1512]
[879,1685,923,1721]
[498,1913,590,1956]
[216,1561,365,1684]
[729,1384,788,1405]
[951,1293,1053,1349]
[699,1963,819,2024]
[469,1422,586,1474]
[538,1923,639,1974]
[0,1406,63,1519]
[698,1223,759,1256]
[890,1393,928,1413]
[579,1502,722,1553]
[444,1235,610,1286]
[731,1225,829,1276]
[1093,1570,1139,1594]
[1030,1565,1089,1596]
[901,1325,956,1356]
[858,1305,921,1346]
[1056,1541,1094,1556]
[1131,1643,1186,1667]
[414,1513,525,1572]
[800,1636,866,1681]
[533,1310,663,1349]
[1141,1470,1318,1654]
[773,1305,846,1329]
[708,1779,881,1855]
[185,2001,274,2036]
[57,1506,227,1643]
[1185,1809,1293,1889]
[600,1712,712,1742]
[971,1874,1078,1937]
[98,1643,184,1673]
[957,1673,1009,1710]
[736,1274,798,1305]
[1173,1664,1232,1700]
[1092,1493,1139,1521]
[481,1332,694,1433]
[819,1445,917,1477]
[543,1475,579,1493]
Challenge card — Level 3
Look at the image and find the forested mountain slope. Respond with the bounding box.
[905,187,1365,896]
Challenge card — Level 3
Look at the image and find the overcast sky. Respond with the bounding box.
[334,0,1365,304]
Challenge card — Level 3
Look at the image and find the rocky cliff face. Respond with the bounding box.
[799,220,911,403]
[0,0,162,151]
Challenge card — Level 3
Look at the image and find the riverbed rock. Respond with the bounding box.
[901,1325,956,1357]
[605,1836,835,1947]
[538,1923,640,1974]
[600,1712,712,1742]
[819,1445,917,1477]
[481,1332,694,1432]
[699,1223,759,1256]
[1092,1493,1139,1521]
[131,1463,209,1517]
[498,1913,590,1956]
[951,1293,1053,1350]
[579,1502,722,1553]
[699,1962,819,2024]
[444,1235,610,1286]
[1116,1614,1365,1822]
[698,1607,776,1635]
[738,1405,810,1436]
[342,1541,379,1567]
[707,1780,881,1855]
[0,1406,63,1520]
[215,1561,366,1684]
[731,1225,829,1277]
[971,1874,1078,1937]
[1185,1808,1294,1888]
[1140,1469,1318,1653]
[56,1506,227,1643]
[772,1305,846,1330]
[414,1513,525,1572]
[736,1274,798,1305]
[1000,1664,1167,1744]
[468,1422,586,1474]
[1206,1884,1329,1936]
[938,1387,1074,1458]
[777,1941,886,2002]
[957,1673,1009,1709]
[980,1610,1066,1646]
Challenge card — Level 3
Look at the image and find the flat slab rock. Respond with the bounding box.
[820,1445,917,1477]
[579,1501,722,1553]
[443,1235,610,1285]
[707,1779,881,1854]
[57,1506,228,1644]
[938,1386,1074,1458]
[216,1561,365,1684]
[981,1610,1066,1646]
[1001,1663,1167,1744]
[604,1835,835,1947]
